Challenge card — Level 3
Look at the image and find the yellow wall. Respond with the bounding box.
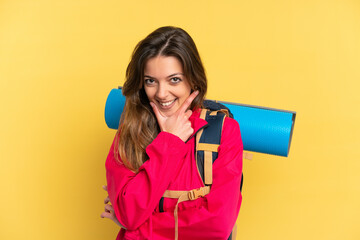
[1,0,359,239]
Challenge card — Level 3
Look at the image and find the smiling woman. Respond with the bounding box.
[144,56,192,117]
[103,26,243,240]
[116,26,207,171]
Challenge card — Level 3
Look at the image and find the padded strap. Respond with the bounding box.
[197,143,219,152]
[204,150,213,184]
[243,152,253,160]
[200,108,207,119]
[195,109,207,185]
[230,224,238,240]
[163,186,210,199]
[195,109,208,158]
[197,109,226,186]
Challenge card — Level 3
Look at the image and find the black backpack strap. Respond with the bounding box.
[203,99,233,118]
[196,102,244,192]
[196,109,227,186]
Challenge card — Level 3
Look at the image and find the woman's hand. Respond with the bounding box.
[150,91,198,142]
[100,185,124,228]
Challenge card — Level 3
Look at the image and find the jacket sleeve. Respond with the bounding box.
[155,117,243,240]
[105,131,188,230]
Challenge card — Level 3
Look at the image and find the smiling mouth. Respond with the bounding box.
[158,99,176,108]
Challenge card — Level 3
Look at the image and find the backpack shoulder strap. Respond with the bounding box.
[196,108,227,186]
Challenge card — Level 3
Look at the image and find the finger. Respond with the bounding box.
[184,109,192,119]
[105,204,114,212]
[101,212,123,228]
[102,185,107,191]
[150,102,165,126]
[104,196,110,204]
[101,211,114,219]
[177,90,199,114]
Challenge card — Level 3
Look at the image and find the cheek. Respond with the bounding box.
[178,90,191,104]
[182,87,191,99]
[183,91,191,99]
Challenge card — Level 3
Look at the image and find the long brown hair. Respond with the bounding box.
[115,26,207,171]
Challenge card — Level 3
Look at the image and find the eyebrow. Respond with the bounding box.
[144,73,184,79]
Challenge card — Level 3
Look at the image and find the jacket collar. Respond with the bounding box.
[188,108,208,140]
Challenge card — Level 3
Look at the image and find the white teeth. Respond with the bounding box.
[160,99,175,106]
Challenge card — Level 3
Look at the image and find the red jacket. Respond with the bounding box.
[106,108,243,240]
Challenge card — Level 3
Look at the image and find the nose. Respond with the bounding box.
[155,82,169,100]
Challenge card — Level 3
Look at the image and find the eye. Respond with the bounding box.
[170,77,182,83]
[144,78,155,85]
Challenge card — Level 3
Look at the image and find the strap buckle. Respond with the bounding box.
[188,188,205,200]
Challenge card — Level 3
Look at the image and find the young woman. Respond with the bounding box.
[101,26,243,240]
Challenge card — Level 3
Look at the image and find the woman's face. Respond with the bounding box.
[144,56,192,118]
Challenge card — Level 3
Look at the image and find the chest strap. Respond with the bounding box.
[162,186,211,240]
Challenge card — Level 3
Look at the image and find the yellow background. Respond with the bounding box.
[1,0,359,239]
